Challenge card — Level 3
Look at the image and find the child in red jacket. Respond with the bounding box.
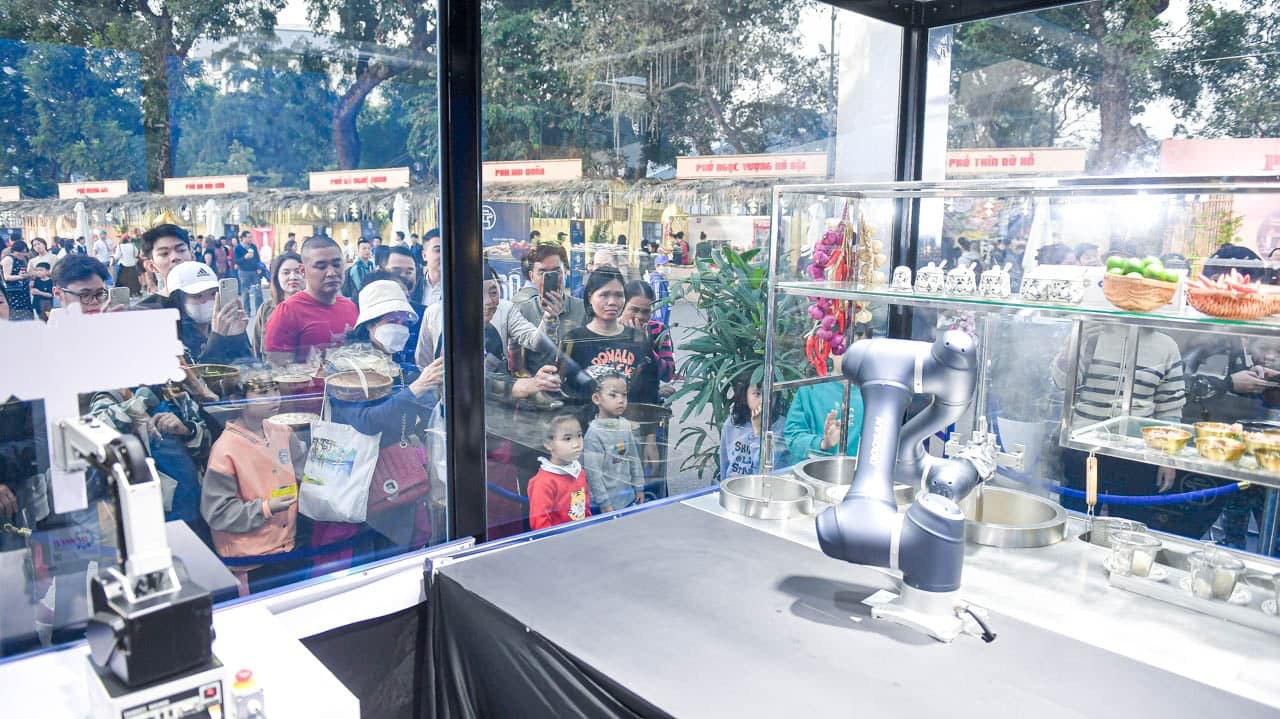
[528,414,591,530]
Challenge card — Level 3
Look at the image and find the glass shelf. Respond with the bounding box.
[775,281,1280,336]
[1064,416,1280,489]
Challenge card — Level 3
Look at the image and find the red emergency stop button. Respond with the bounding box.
[204,686,217,698]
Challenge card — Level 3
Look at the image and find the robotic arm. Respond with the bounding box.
[816,331,991,641]
[59,416,178,597]
[57,415,214,688]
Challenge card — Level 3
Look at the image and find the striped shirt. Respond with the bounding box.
[1063,328,1186,423]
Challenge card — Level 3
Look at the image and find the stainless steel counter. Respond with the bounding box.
[685,492,1280,711]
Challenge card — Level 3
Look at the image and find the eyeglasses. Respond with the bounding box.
[61,288,109,305]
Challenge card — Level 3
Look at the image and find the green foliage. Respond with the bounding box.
[948,0,1172,173]
[7,40,147,193]
[173,48,337,187]
[590,220,612,245]
[668,247,806,480]
[1158,0,1280,138]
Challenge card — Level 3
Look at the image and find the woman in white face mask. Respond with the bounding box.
[354,278,423,369]
[336,278,440,551]
[167,261,252,366]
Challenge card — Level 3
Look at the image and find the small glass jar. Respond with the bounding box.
[1093,517,1147,548]
[1187,548,1245,601]
[1109,530,1161,577]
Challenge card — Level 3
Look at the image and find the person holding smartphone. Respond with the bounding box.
[167,261,252,365]
[514,242,584,375]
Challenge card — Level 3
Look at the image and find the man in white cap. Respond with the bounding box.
[166,260,251,364]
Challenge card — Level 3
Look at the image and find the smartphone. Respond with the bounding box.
[108,286,131,310]
[217,278,239,310]
[542,269,561,296]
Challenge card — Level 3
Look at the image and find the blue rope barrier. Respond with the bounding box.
[996,467,1241,506]
[487,482,530,505]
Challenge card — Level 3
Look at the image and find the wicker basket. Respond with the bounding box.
[326,368,393,402]
[1101,273,1176,312]
[1186,287,1279,320]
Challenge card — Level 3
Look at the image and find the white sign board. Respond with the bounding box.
[57,180,129,200]
[0,186,19,202]
[483,159,583,184]
[675,152,829,179]
[0,307,185,511]
[163,174,248,196]
[946,148,1087,176]
[309,167,410,193]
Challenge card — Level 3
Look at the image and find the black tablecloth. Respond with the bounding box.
[427,502,1274,719]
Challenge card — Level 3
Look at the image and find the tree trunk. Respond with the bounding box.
[333,62,393,170]
[142,17,177,190]
[1085,0,1167,175]
[1086,2,1131,174]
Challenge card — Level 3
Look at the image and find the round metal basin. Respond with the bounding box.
[719,475,814,520]
[792,456,915,507]
[959,486,1067,548]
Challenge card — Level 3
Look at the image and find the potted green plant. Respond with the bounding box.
[668,247,807,480]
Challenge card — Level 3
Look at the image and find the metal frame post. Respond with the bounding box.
[437,0,486,542]
[760,185,785,474]
[889,18,930,340]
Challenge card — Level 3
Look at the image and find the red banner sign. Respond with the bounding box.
[163,175,248,196]
[946,148,1086,176]
[57,180,128,199]
[484,159,583,184]
[309,167,410,192]
[675,152,828,179]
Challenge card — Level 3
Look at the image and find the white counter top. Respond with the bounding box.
[685,492,1280,711]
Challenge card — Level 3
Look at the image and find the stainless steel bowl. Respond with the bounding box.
[719,475,814,520]
[792,456,915,507]
[959,486,1067,548]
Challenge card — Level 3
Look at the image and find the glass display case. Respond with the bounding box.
[762,176,1280,554]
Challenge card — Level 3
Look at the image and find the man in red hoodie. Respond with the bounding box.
[527,414,591,530]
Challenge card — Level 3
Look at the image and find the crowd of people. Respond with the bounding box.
[4,219,1278,620]
[0,220,697,603]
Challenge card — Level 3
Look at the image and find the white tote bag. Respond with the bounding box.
[299,400,381,523]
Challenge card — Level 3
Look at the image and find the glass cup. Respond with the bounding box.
[1092,517,1147,548]
[1187,548,1245,601]
[1109,530,1161,577]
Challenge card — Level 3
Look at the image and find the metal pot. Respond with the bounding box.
[791,456,915,507]
[959,486,1067,548]
[719,475,813,520]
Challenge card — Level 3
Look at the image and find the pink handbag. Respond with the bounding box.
[368,413,431,512]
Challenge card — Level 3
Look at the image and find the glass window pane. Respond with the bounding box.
[478,3,895,538]
[0,1,443,660]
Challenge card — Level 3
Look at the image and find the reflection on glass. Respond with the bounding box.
[0,0,443,661]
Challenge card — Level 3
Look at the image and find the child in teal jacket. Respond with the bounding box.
[783,380,864,460]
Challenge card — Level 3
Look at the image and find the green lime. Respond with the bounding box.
[1107,266,1125,275]
[1124,258,1145,274]
[1125,271,1145,279]
[1162,270,1179,283]
[1106,256,1126,271]
[1143,255,1162,268]
[1142,262,1164,279]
